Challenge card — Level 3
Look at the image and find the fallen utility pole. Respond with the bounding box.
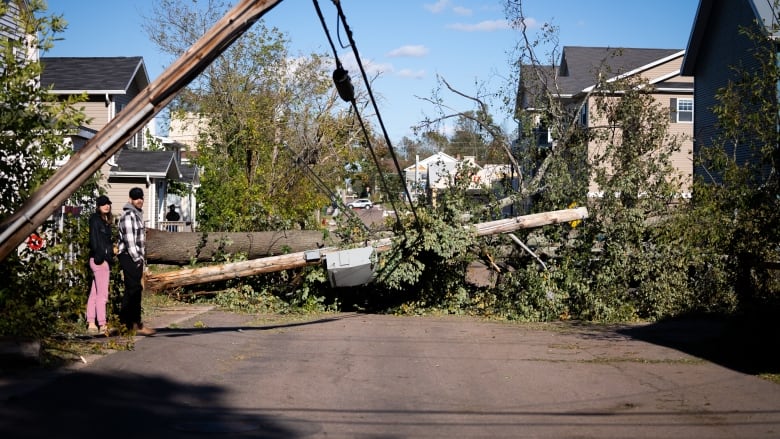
[0,0,283,262]
[144,207,588,292]
[145,238,395,292]
[471,207,587,236]
[146,229,341,265]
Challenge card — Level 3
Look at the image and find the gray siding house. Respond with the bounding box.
[681,0,779,181]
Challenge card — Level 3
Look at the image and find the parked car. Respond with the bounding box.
[347,198,373,209]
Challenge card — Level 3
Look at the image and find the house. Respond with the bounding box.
[403,151,459,201]
[40,57,151,148]
[681,0,778,181]
[518,46,694,197]
[39,56,198,230]
[0,0,35,62]
[402,152,513,209]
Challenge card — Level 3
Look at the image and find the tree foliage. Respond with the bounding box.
[0,0,87,217]
[0,0,99,337]
[558,75,695,321]
[144,0,370,232]
[395,0,737,322]
[685,22,780,313]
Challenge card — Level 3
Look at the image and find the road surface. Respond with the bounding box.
[1,308,779,438]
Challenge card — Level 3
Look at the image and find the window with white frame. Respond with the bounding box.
[675,98,693,123]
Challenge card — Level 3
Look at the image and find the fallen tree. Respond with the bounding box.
[146,229,340,265]
[144,207,588,292]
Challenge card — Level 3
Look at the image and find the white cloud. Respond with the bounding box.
[446,19,510,32]
[520,17,540,30]
[424,0,450,14]
[425,0,472,16]
[339,51,393,78]
[387,45,429,58]
[396,69,426,79]
[437,123,455,137]
[452,6,472,16]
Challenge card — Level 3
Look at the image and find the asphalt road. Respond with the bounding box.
[2,308,779,438]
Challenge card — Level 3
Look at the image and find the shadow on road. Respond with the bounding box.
[0,371,320,438]
[152,312,363,337]
[617,314,780,377]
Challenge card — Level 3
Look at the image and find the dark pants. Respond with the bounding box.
[118,253,143,329]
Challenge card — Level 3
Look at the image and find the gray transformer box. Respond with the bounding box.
[326,247,376,287]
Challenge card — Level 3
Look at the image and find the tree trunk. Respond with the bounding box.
[145,229,341,265]
[144,208,587,292]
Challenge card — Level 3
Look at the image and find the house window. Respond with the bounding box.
[677,98,693,122]
[579,104,588,127]
[670,98,693,123]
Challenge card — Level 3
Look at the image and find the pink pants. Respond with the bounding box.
[87,258,110,326]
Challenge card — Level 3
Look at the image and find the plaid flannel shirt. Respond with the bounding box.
[117,202,145,264]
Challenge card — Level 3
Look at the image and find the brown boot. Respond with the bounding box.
[87,322,99,334]
[134,323,157,336]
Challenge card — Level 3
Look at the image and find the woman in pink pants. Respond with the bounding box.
[87,195,114,334]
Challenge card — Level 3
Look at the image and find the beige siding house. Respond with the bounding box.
[40,57,199,230]
[519,46,694,198]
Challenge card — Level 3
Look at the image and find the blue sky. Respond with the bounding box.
[46,0,699,145]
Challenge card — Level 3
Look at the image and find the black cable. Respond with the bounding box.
[329,0,422,232]
[311,0,420,234]
[311,0,404,233]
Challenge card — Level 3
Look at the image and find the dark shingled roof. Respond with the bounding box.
[521,47,683,105]
[180,162,200,185]
[556,47,682,96]
[40,56,148,92]
[111,149,181,180]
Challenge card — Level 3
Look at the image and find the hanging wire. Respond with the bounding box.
[330,0,422,231]
[311,0,421,234]
[310,0,429,285]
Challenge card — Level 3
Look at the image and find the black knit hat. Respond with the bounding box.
[129,187,144,200]
[96,195,112,206]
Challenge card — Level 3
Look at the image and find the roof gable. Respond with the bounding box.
[557,47,683,95]
[403,151,460,172]
[419,151,458,165]
[40,56,149,93]
[519,46,685,108]
[682,0,779,75]
[110,149,181,180]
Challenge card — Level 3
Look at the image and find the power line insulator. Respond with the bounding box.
[333,66,355,102]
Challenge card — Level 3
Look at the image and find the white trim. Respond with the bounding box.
[649,70,681,84]
[110,171,167,178]
[48,89,127,95]
[654,86,694,92]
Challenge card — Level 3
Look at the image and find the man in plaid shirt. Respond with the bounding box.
[117,187,155,335]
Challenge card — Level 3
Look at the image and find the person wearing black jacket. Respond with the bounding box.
[86,195,114,335]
